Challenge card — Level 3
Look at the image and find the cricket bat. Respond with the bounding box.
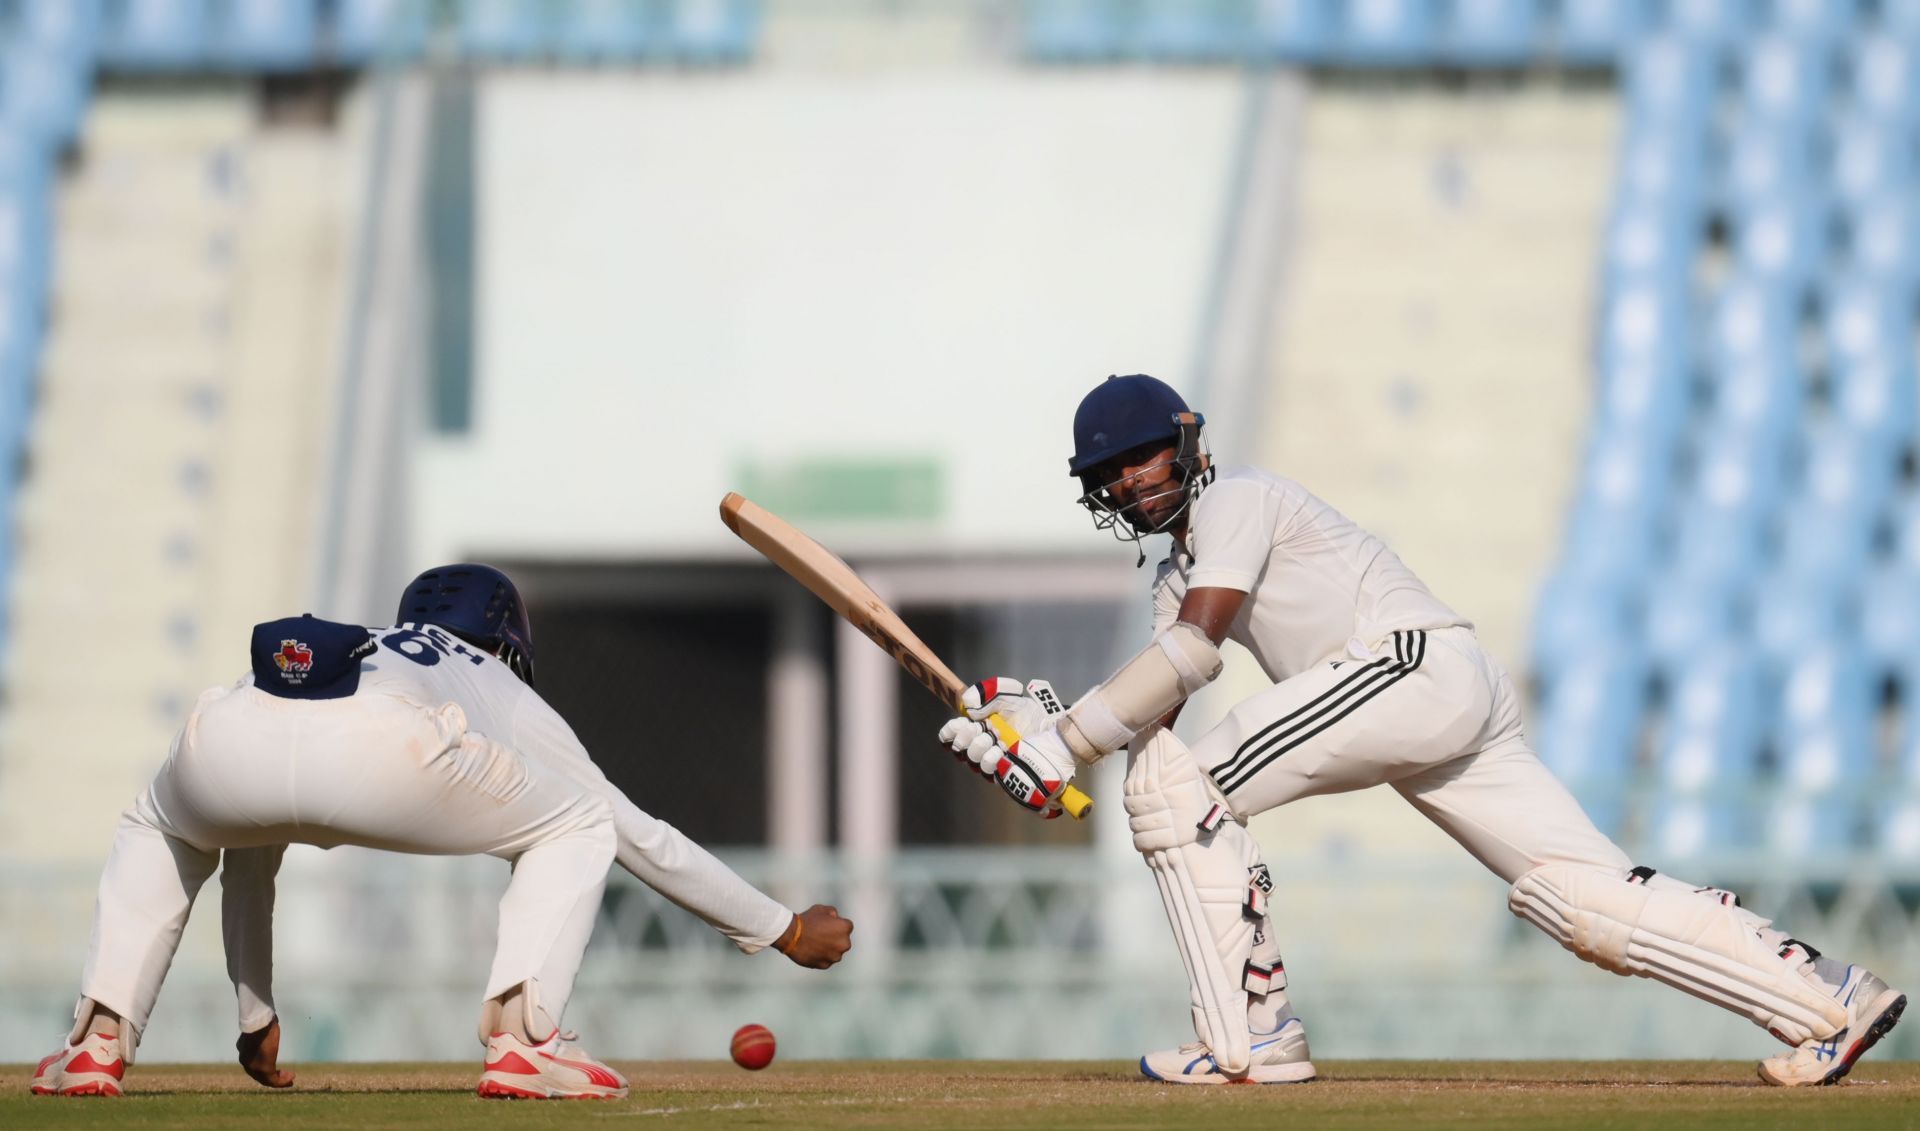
[719,492,1094,821]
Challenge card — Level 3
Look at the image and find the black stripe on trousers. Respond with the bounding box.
[1206,652,1398,785]
[1209,631,1419,785]
[1213,630,1428,796]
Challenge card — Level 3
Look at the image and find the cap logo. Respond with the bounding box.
[1092,431,1107,446]
[274,639,315,677]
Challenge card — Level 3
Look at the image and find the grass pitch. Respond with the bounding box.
[5,1059,1920,1129]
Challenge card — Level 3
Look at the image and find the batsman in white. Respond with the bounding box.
[31,564,853,1099]
[940,375,1905,1087]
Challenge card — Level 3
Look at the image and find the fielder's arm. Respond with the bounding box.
[512,695,844,961]
[218,845,295,1087]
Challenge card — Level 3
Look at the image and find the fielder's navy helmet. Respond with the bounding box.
[396,563,536,686]
[1068,374,1196,476]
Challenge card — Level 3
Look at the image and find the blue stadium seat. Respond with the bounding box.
[1833,357,1920,452]
[1752,571,1855,662]
[1898,663,1920,786]
[1622,36,1719,130]
[1645,572,1747,673]
[1822,273,1909,370]
[212,0,317,69]
[1441,0,1540,65]
[331,0,431,62]
[1850,35,1917,128]
[1249,0,1336,61]
[1879,796,1920,862]
[1763,794,1862,857]
[1884,0,1920,42]
[555,0,658,61]
[16,0,104,61]
[1840,196,1920,285]
[1774,507,1879,592]
[1664,504,1768,597]
[1132,0,1248,62]
[1718,122,1816,208]
[1774,645,1878,794]
[100,0,212,70]
[1604,200,1701,287]
[0,42,91,144]
[1531,567,1640,668]
[1706,353,1802,448]
[460,0,548,59]
[1737,36,1834,126]
[1798,419,1900,521]
[1599,278,1690,370]
[1831,118,1913,209]
[1561,425,1675,568]
[1771,0,1862,43]
[1705,275,1798,366]
[1732,196,1829,285]
[1615,117,1709,207]
[1553,0,1652,64]
[1656,651,1767,794]
[1336,0,1440,66]
[1648,796,1751,859]
[1532,645,1646,835]
[1687,427,1788,519]
[1862,567,1920,677]
[667,0,757,62]
[1889,494,1920,573]
[1666,0,1764,46]
[0,141,52,299]
[1595,350,1691,451]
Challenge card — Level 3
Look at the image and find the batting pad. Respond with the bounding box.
[1509,864,1849,1045]
[1127,727,1280,1076]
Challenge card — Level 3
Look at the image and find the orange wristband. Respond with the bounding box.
[778,916,802,956]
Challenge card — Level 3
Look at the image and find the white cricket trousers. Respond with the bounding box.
[1194,626,1630,883]
[78,683,616,1035]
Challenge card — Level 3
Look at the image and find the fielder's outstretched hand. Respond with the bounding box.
[776,904,853,970]
[237,1015,295,1088]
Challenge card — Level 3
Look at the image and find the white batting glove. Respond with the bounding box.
[990,722,1077,816]
[939,677,1063,777]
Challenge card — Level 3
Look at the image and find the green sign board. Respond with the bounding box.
[736,457,945,522]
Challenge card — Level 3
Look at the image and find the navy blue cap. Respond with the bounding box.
[1068,374,1194,476]
[250,615,376,700]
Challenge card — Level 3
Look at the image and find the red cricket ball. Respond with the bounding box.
[730,1023,776,1070]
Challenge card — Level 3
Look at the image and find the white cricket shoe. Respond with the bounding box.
[1757,965,1906,1087]
[477,1030,629,1100]
[29,1031,125,1097]
[1139,1015,1315,1085]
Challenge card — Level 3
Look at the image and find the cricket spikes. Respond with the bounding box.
[1757,965,1906,1087]
[30,1031,126,1097]
[477,1030,629,1100]
[1139,1008,1316,1086]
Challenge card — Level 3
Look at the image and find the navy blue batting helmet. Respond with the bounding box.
[396,564,536,686]
[1068,374,1196,476]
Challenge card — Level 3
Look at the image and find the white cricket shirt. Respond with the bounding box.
[1151,466,1470,682]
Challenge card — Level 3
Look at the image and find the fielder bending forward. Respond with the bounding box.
[939,374,1904,1087]
[32,564,852,1099]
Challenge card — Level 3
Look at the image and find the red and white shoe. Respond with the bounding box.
[477,1030,628,1100]
[30,1032,125,1097]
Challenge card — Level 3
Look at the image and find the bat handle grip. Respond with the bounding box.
[983,712,1094,822]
